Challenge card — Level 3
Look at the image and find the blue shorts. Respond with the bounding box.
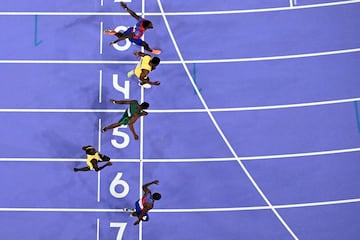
[124,28,144,46]
[135,200,149,221]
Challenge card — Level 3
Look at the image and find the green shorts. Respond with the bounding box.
[118,115,130,125]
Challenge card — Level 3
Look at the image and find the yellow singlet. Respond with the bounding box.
[86,152,102,170]
[135,55,152,79]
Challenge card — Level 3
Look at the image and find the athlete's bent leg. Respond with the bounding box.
[74,166,91,172]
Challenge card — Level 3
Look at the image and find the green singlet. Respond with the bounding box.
[118,101,142,125]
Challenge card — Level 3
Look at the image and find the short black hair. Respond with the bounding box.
[86,147,96,155]
[143,20,152,28]
[151,57,160,66]
[140,102,150,109]
[152,192,161,200]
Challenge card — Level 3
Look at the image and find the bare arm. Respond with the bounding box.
[127,113,147,140]
[120,2,140,20]
[139,70,160,86]
[142,180,159,194]
[110,99,136,104]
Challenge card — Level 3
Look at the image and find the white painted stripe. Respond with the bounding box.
[96,218,100,240]
[1,97,358,113]
[153,198,360,212]
[0,146,359,163]
[97,118,102,203]
[98,70,102,103]
[0,48,359,64]
[140,0,145,194]
[0,0,359,16]
[139,1,146,238]
[97,171,101,203]
[0,197,359,213]
[99,22,103,55]
[158,0,298,239]
[98,118,102,152]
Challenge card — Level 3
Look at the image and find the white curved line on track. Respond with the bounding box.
[0,146,359,163]
[0,47,359,64]
[157,0,298,238]
[0,197,359,213]
[1,97,359,113]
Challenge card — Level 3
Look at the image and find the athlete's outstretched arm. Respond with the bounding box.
[139,70,160,86]
[110,99,136,104]
[142,180,159,194]
[120,2,140,20]
[127,114,143,140]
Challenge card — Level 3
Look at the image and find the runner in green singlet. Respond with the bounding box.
[102,99,149,140]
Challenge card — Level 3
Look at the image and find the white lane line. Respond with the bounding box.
[1,97,359,113]
[99,22,103,55]
[1,146,359,163]
[97,168,101,202]
[99,70,103,103]
[154,198,360,212]
[0,0,359,16]
[0,47,359,64]
[157,0,298,239]
[0,197,359,213]
[97,118,102,203]
[96,218,100,240]
[139,1,146,239]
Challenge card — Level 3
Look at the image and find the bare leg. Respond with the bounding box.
[143,41,161,55]
[111,32,133,45]
[102,123,121,132]
[131,212,139,217]
[142,41,152,52]
[94,162,112,172]
[74,166,91,172]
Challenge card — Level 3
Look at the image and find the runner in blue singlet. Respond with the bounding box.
[131,180,162,225]
[103,2,161,55]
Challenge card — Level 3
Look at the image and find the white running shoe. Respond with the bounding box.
[123,208,135,212]
[138,81,152,88]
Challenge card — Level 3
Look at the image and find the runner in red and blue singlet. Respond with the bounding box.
[131,180,161,225]
[104,2,161,55]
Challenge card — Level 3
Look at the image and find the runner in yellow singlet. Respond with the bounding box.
[73,146,112,172]
[127,51,161,88]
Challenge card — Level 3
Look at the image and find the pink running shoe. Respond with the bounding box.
[151,49,162,55]
[104,30,116,35]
